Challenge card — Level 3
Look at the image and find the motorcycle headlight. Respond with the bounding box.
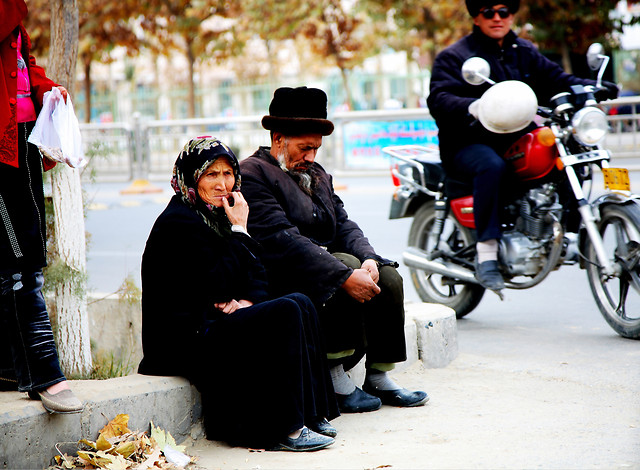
[571,107,608,146]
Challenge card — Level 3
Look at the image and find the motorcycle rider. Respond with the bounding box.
[427,0,618,292]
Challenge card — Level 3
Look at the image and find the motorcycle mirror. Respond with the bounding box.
[587,43,605,71]
[462,57,495,86]
[586,43,610,88]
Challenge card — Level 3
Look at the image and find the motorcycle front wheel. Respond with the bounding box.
[408,201,485,318]
[585,203,640,339]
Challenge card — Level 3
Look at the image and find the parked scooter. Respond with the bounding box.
[385,44,640,339]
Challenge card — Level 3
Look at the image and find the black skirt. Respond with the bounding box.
[196,292,339,449]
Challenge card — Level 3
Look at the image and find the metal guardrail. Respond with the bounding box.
[79,97,640,181]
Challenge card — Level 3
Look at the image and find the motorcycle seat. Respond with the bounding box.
[414,158,445,192]
[414,158,473,199]
[445,178,473,200]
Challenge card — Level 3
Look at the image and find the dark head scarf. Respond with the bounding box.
[171,136,240,237]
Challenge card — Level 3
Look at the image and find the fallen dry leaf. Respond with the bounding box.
[99,414,132,439]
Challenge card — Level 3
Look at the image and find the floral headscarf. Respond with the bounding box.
[171,136,241,237]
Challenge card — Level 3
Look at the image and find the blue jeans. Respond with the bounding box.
[0,271,65,392]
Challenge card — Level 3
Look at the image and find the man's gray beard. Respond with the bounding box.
[277,149,314,196]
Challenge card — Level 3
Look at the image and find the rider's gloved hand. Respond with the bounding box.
[468,99,480,118]
[596,80,619,101]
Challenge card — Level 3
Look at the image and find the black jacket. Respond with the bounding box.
[427,26,596,164]
[138,195,268,377]
[240,147,390,305]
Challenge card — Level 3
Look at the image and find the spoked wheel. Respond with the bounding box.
[585,203,640,339]
[408,201,485,318]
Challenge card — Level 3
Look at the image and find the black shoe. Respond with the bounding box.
[269,427,334,452]
[309,417,337,437]
[363,383,429,407]
[336,387,381,413]
[475,260,505,291]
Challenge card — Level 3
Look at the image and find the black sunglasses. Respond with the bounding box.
[480,7,511,19]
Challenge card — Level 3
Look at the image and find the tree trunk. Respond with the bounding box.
[561,41,573,74]
[186,40,196,118]
[339,66,353,110]
[48,0,92,377]
[83,56,91,123]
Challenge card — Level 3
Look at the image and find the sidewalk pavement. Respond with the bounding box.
[0,303,456,469]
[3,297,637,470]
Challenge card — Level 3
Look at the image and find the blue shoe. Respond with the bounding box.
[363,383,429,407]
[336,387,381,413]
[269,427,334,452]
[309,417,337,437]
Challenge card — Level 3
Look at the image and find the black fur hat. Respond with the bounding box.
[465,0,520,17]
[262,86,334,136]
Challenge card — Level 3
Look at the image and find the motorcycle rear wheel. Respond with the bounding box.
[585,203,640,339]
[408,201,485,318]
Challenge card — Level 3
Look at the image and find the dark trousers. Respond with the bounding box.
[319,253,407,370]
[454,144,507,242]
[0,270,65,392]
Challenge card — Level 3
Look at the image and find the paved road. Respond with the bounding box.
[82,175,640,469]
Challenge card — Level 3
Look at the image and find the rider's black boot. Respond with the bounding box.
[475,260,505,291]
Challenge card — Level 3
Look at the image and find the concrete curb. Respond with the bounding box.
[348,302,457,385]
[0,302,455,469]
[0,376,202,469]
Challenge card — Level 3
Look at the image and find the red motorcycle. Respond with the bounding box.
[386,44,640,339]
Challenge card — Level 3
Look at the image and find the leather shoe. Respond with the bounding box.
[475,260,504,291]
[32,389,83,414]
[336,387,381,413]
[363,383,429,407]
[309,417,337,437]
[269,427,334,452]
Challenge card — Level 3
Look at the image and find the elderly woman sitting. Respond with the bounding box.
[138,137,338,451]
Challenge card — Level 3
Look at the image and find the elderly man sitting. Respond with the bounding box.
[239,86,428,413]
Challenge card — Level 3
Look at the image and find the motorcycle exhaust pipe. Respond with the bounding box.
[403,247,479,284]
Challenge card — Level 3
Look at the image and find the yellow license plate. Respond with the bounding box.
[602,168,630,191]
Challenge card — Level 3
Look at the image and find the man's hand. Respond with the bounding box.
[214,299,253,314]
[596,80,619,101]
[361,259,379,283]
[342,268,381,303]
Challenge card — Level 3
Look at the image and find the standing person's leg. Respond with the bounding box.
[0,270,82,413]
[0,316,18,391]
[0,121,82,413]
[454,144,506,290]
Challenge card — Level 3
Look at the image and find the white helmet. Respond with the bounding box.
[477,80,538,134]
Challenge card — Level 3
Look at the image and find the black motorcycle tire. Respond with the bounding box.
[585,203,640,339]
[408,201,485,318]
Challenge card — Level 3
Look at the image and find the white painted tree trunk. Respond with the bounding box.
[48,0,92,376]
[51,165,92,376]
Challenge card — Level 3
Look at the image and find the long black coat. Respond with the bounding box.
[138,195,268,378]
[427,26,596,164]
[240,147,390,305]
[138,195,339,447]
